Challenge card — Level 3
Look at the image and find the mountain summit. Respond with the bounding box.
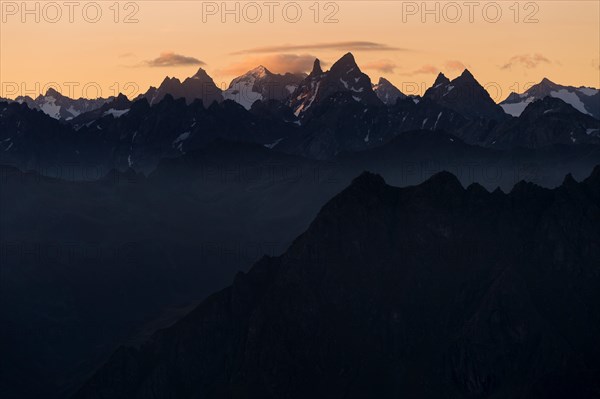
[424,69,508,121]
[500,77,600,118]
[373,77,406,105]
[288,52,382,119]
[223,66,305,109]
[142,68,224,106]
[310,58,324,76]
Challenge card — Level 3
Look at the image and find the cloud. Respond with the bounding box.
[401,60,467,76]
[231,41,404,55]
[144,52,205,67]
[406,65,440,76]
[362,60,398,74]
[219,54,322,75]
[444,60,467,71]
[501,53,551,70]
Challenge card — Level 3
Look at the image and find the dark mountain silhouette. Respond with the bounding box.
[69,93,133,127]
[0,95,301,173]
[141,68,224,106]
[484,96,600,148]
[74,167,600,399]
[424,69,509,122]
[373,77,406,105]
[0,100,83,170]
[2,135,599,399]
[288,53,382,120]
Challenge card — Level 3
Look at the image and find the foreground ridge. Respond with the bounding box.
[74,167,600,399]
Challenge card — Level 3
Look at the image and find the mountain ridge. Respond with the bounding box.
[73,166,600,399]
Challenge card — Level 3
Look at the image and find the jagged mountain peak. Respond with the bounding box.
[586,165,600,186]
[454,68,482,86]
[144,68,223,106]
[562,172,578,186]
[161,75,182,84]
[433,72,450,87]
[459,68,474,79]
[419,170,464,192]
[288,53,381,119]
[424,69,508,122]
[350,171,386,189]
[500,77,599,118]
[44,87,64,98]
[223,65,304,109]
[330,52,359,73]
[373,77,406,105]
[540,77,556,85]
[310,58,323,76]
[523,95,574,113]
[190,67,212,81]
[251,65,271,76]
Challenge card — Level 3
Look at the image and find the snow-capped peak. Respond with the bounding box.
[500,78,600,118]
[250,65,270,78]
[223,65,305,109]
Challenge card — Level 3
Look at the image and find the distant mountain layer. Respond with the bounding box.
[74,166,600,399]
[4,56,598,125]
[1,53,599,167]
[222,66,305,109]
[500,78,600,119]
[15,88,113,120]
[139,67,224,106]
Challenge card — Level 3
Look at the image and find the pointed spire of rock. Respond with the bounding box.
[191,67,211,80]
[433,72,450,87]
[310,58,323,76]
[460,69,474,79]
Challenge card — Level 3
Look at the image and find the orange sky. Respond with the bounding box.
[1,1,599,102]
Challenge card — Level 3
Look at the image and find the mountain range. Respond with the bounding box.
[139,67,224,106]
[6,54,598,126]
[13,88,114,120]
[1,52,598,172]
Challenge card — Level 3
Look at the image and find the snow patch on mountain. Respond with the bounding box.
[550,89,589,115]
[500,97,535,117]
[103,108,130,118]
